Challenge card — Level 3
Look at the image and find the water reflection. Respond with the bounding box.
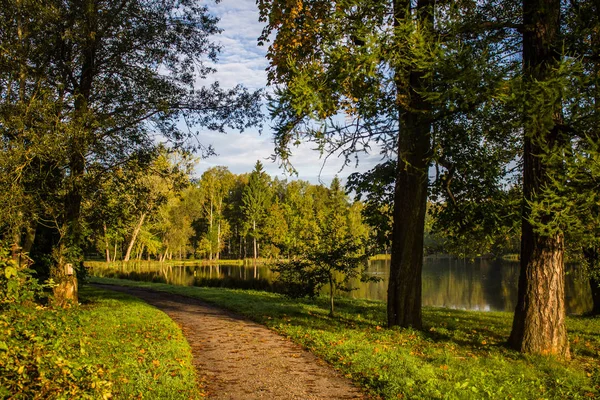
[88,257,593,315]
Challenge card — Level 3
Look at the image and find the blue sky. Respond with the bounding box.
[195,0,384,185]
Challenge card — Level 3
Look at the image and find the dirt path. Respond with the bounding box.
[93,284,366,400]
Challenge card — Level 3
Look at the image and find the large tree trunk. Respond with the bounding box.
[124,212,146,262]
[387,0,433,329]
[509,0,570,358]
[54,0,98,306]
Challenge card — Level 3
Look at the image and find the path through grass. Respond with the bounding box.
[91,277,600,399]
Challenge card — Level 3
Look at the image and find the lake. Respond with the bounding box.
[88,257,593,315]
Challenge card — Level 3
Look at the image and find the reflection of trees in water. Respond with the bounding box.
[422,258,487,311]
[89,259,592,314]
[482,259,518,312]
[564,265,593,315]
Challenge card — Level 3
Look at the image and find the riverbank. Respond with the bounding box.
[0,286,203,399]
[90,277,600,399]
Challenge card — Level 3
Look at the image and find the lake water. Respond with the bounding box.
[88,257,593,315]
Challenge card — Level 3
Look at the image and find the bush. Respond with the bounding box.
[0,245,44,308]
[0,244,112,399]
[0,307,112,399]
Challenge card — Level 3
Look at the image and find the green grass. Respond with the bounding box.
[90,276,600,400]
[1,286,203,399]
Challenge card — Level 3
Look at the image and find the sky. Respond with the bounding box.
[195,0,384,185]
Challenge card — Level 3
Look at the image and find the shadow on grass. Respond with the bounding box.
[88,277,600,361]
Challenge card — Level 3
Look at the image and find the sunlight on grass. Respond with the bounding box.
[78,286,203,399]
[90,277,600,399]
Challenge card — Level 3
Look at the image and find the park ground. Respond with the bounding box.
[2,277,600,399]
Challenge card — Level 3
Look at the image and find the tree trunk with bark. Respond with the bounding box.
[509,0,570,358]
[124,212,146,262]
[387,0,433,329]
[209,201,213,261]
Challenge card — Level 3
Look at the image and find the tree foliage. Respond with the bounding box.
[0,0,262,285]
[273,178,375,317]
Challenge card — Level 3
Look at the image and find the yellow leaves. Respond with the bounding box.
[151,359,160,368]
[17,365,25,374]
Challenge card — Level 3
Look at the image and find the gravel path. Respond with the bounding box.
[93,284,366,400]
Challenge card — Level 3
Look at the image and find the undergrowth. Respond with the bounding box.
[0,246,202,399]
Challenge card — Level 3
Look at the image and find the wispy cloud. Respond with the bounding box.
[195,0,387,185]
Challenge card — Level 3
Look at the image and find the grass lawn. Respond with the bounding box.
[0,285,203,399]
[90,276,600,400]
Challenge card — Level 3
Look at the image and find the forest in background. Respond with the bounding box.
[87,154,522,266]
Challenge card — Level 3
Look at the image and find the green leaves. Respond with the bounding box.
[4,266,17,279]
[0,244,45,308]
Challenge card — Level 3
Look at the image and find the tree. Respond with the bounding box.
[507,0,570,358]
[0,0,262,297]
[274,178,373,317]
[257,0,512,328]
[347,161,396,253]
[223,174,250,259]
[199,167,235,260]
[561,0,600,315]
[242,161,271,276]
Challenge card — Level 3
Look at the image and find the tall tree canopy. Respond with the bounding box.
[258,0,517,329]
[242,160,272,275]
[0,0,262,288]
[258,0,600,358]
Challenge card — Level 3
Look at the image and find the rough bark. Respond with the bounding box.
[124,212,146,262]
[55,0,97,301]
[387,0,432,329]
[52,253,78,306]
[508,0,570,358]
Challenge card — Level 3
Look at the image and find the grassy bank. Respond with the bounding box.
[90,277,600,400]
[1,286,202,399]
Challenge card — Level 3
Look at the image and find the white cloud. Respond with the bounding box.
[194,0,387,185]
